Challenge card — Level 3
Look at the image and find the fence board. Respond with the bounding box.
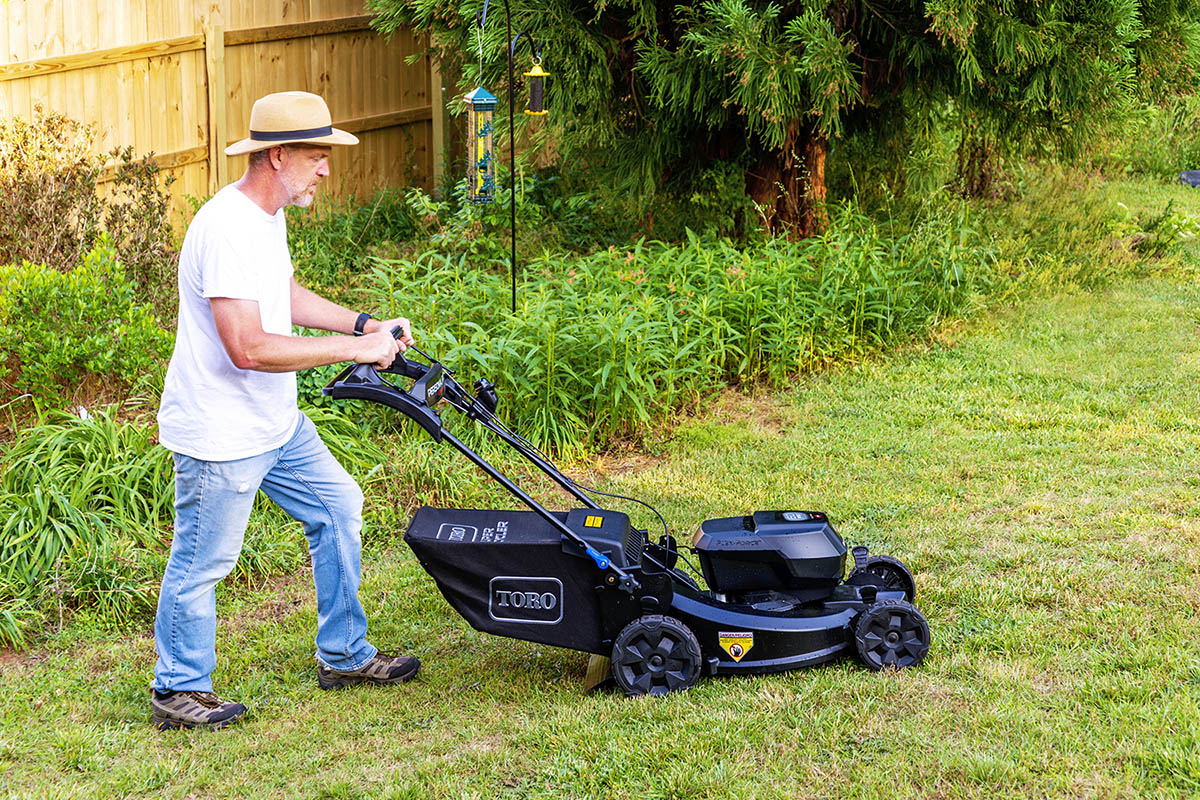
[225,15,372,47]
[204,24,227,194]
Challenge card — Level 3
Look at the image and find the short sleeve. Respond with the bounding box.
[200,232,259,301]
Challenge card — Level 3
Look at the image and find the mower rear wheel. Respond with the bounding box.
[611,615,702,697]
[854,599,930,670]
[847,555,916,601]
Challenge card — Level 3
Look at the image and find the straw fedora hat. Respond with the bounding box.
[225,91,359,156]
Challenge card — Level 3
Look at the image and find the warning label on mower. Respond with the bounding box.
[719,631,754,662]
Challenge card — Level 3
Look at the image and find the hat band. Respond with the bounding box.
[249,125,333,142]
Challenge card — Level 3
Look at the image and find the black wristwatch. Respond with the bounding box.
[353,312,372,336]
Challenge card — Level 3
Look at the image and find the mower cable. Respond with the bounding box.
[481,406,671,538]
[477,406,708,582]
[640,545,707,586]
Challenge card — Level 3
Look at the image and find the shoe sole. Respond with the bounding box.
[317,662,420,690]
[153,712,244,731]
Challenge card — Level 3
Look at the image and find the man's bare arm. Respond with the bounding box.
[210,297,397,372]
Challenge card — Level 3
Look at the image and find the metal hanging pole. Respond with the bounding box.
[504,0,517,313]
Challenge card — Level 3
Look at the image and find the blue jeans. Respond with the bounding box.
[153,413,377,692]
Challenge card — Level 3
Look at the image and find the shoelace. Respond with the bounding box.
[183,691,223,708]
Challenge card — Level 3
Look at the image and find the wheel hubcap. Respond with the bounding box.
[614,620,700,695]
[860,609,927,668]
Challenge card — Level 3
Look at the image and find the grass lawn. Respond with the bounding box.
[3,187,1200,798]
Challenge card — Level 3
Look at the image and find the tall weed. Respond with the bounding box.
[368,204,988,452]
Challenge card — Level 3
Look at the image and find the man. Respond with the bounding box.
[152,91,418,731]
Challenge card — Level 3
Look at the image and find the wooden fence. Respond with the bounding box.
[0,1,449,219]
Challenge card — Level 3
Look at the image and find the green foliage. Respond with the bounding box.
[102,146,180,316]
[372,0,1200,226]
[1094,94,1200,178]
[369,204,987,452]
[0,244,172,407]
[0,407,172,639]
[0,106,103,269]
[0,109,184,323]
[0,403,394,646]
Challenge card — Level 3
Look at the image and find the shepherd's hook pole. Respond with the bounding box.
[504,0,516,313]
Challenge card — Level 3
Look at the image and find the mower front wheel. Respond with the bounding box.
[854,599,930,671]
[611,614,702,697]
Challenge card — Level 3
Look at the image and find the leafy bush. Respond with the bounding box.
[0,244,172,407]
[0,107,103,270]
[103,146,180,316]
[0,109,181,322]
[368,204,989,452]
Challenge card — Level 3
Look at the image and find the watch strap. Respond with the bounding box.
[353,312,372,336]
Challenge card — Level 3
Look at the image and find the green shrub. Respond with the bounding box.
[1094,96,1200,179]
[0,107,103,270]
[0,244,172,408]
[0,109,181,323]
[103,146,180,317]
[287,189,421,303]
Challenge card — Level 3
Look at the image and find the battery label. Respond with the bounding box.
[718,631,754,662]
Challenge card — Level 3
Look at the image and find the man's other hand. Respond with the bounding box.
[374,317,415,351]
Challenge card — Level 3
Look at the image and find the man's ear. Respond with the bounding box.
[268,145,285,171]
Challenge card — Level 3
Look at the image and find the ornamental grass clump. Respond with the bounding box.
[0,404,394,646]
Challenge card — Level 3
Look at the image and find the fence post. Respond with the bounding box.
[430,55,445,198]
[204,25,227,194]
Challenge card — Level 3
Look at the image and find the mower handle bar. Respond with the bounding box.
[319,333,642,593]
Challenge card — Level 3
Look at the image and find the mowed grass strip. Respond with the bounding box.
[4,278,1200,797]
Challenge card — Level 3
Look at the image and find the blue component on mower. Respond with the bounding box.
[327,341,933,698]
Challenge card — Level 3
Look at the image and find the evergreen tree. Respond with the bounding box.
[372,0,1200,236]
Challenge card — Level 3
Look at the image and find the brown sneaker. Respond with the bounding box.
[151,689,246,730]
[317,650,420,690]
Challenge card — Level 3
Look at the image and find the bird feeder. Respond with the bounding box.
[465,86,498,204]
[524,61,550,116]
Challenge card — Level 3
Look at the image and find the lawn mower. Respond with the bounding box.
[323,332,932,696]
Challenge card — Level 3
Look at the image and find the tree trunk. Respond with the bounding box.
[956,135,997,198]
[746,122,829,238]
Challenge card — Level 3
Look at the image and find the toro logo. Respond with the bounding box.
[488,576,563,625]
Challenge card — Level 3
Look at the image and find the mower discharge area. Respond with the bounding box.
[325,334,931,697]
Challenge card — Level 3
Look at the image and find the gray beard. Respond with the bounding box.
[282,171,315,207]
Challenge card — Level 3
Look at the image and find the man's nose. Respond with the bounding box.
[317,160,330,178]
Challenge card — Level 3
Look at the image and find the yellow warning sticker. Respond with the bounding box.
[719,631,754,662]
[585,515,603,528]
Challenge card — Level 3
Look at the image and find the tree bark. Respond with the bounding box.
[956,135,997,198]
[746,122,829,238]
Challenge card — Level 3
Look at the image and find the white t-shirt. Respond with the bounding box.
[157,184,300,461]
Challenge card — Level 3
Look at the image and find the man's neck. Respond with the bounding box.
[234,169,286,215]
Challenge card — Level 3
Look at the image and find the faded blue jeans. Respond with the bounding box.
[153,413,377,692]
